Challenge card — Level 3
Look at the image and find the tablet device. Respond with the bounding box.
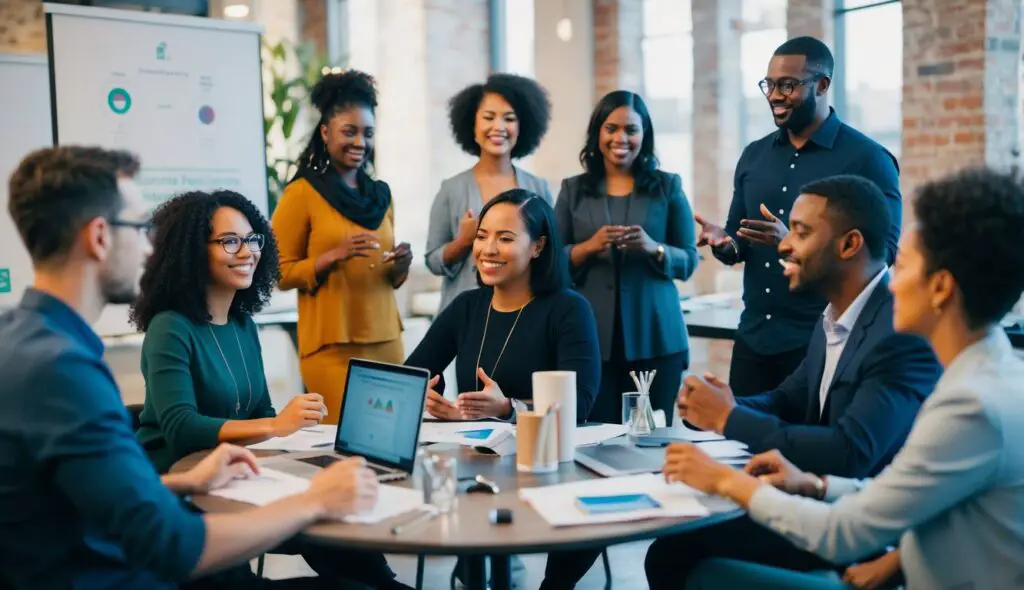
[575,493,662,515]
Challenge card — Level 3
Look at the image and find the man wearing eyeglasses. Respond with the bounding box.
[695,36,901,397]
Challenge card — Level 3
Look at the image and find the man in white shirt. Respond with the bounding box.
[648,175,941,587]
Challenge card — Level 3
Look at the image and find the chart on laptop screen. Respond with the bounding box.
[338,366,423,464]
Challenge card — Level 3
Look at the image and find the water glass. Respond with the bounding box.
[622,392,655,437]
[421,453,458,513]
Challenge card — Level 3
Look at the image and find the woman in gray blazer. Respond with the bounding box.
[663,168,1024,590]
[425,74,553,312]
[554,90,699,425]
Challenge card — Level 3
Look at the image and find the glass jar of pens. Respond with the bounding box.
[622,370,657,438]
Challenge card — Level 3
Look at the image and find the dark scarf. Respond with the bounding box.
[293,167,391,230]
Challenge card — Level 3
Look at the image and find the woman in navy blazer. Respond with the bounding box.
[553,90,699,425]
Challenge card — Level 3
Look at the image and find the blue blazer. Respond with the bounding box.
[554,171,698,362]
[723,276,942,478]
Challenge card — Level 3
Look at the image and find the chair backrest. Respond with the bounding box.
[125,403,144,433]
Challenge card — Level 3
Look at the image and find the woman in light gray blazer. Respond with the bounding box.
[664,168,1024,590]
[425,74,553,312]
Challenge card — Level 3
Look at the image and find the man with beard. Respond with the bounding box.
[643,175,939,588]
[696,37,902,397]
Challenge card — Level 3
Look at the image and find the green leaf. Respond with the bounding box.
[281,106,299,139]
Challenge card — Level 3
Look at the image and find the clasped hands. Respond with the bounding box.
[425,368,511,420]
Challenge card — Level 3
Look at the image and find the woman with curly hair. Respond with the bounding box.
[132,189,410,590]
[425,73,553,312]
[132,189,328,473]
[272,70,411,423]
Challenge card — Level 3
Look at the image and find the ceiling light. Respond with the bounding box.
[224,3,250,18]
[556,18,573,42]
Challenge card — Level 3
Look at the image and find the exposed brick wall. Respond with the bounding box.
[787,0,834,45]
[0,0,45,54]
[901,0,1020,212]
[593,0,644,99]
[299,0,328,56]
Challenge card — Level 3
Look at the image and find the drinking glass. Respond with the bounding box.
[421,453,458,513]
[622,392,655,437]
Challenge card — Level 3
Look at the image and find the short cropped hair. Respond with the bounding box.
[914,168,1024,330]
[799,175,891,261]
[475,189,569,295]
[448,74,551,159]
[7,146,131,264]
[774,36,834,78]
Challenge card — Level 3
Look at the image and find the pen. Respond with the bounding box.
[390,509,435,535]
[311,442,333,448]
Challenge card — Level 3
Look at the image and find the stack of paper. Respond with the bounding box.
[209,466,427,524]
[519,473,710,526]
[697,440,750,460]
[418,421,514,446]
[574,423,628,446]
[247,426,337,452]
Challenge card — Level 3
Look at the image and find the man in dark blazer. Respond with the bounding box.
[646,175,941,588]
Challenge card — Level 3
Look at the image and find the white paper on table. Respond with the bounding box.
[574,424,628,447]
[418,421,514,446]
[669,423,727,442]
[519,473,710,527]
[246,426,338,451]
[697,440,750,459]
[209,467,428,524]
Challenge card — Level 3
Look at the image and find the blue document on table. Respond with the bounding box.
[575,493,662,515]
[457,428,495,440]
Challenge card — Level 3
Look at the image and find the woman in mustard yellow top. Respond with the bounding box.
[272,70,412,424]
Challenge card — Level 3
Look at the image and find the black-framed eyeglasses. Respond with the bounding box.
[758,76,821,97]
[110,219,153,239]
[209,233,265,254]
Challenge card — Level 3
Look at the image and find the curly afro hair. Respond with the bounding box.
[448,73,551,159]
[914,168,1024,330]
[129,190,280,332]
[295,69,378,176]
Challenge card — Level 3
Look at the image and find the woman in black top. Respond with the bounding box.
[554,90,698,425]
[406,189,600,423]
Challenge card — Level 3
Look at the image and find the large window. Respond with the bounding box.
[740,0,788,146]
[835,0,902,157]
[503,0,535,77]
[642,0,693,195]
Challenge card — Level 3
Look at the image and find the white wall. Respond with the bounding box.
[531,0,595,193]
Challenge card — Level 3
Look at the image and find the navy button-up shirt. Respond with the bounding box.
[0,289,206,590]
[717,109,902,355]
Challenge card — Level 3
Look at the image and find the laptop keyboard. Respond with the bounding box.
[297,454,403,480]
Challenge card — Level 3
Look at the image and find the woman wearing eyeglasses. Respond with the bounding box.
[132,189,414,589]
[132,190,328,474]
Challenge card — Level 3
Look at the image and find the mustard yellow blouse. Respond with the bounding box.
[271,178,402,358]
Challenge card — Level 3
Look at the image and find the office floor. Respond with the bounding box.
[257,539,653,589]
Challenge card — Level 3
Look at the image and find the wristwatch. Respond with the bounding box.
[811,474,827,500]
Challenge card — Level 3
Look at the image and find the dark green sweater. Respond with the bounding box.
[136,311,275,472]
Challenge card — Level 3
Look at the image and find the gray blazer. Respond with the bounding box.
[554,171,698,362]
[748,331,1024,590]
[424,167,552,312]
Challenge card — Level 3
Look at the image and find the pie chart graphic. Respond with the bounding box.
[107,88,131,115]
[198,105,215,125]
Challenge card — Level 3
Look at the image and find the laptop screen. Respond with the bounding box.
[336,360,427,469]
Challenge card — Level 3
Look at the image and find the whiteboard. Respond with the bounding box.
[0,54,51,310]
[44,3,268,336]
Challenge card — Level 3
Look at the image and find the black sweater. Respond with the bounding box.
[405,287,601,422]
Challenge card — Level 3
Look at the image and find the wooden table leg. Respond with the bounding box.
[463,555,488,589]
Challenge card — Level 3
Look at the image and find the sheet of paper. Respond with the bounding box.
[647,424,726,442]
[697,440,750,459]
[247,425,338,452]
[574,423,628,446]
[519,473,710,527]
[209,467,427,524]
[419,421,514,446]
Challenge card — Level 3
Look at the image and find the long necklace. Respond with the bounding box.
[207,322,253,415]
[475,297,530,390]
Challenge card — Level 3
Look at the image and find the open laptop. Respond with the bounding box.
[263,358,429,483]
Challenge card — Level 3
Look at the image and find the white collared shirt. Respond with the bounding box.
[817,267,888,414]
